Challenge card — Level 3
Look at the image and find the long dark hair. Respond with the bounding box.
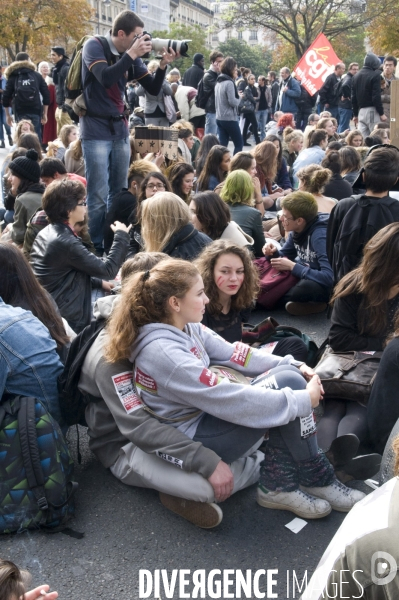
[0,243,69,351]
[265,134,282,169]
[196,145,229,192]
[191,192,230,239]
[168,163,195,203]
[195,134,219,177]
[331,223,399,337]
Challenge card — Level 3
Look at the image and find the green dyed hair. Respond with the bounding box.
[220,169,254,206]
[281,191,318,222]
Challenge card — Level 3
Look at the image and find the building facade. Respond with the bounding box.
[170,0,214,43]
[210,0,270,48]
[88,0,170,35]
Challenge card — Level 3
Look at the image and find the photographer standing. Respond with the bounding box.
[81,10,177,253]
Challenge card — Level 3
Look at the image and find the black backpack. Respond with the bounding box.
[195,76,210,109]
[58,318,107,428]
[15,71,38,107]
[295,84,309,108]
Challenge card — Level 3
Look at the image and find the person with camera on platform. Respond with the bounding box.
[80,10,178,254]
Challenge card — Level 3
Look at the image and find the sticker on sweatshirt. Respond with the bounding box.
[156,451,183,469]
[190,346,202,360]
[135,368,158,394]
[112,372,144,414]
[199,368,221,387]
[230,342,253,367]
[300,413,317,439]
[252,374,278,390]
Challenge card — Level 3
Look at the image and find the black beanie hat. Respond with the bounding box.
[9,149,40,183]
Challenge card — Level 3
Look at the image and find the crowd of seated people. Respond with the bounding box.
[2,34,399,541]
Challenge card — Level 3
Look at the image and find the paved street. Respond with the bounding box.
[0,142,369,599]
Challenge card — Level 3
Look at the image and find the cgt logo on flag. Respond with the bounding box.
[293,33,341,96]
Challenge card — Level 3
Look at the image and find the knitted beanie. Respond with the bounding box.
[9,148,40,183]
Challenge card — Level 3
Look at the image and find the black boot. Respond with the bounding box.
[0,140,5,148]
[7,134,13,146]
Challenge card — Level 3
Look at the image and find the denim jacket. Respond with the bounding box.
[0,298,63,422]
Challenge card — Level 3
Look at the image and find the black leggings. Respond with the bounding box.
[243,112,260,144]
[316,399,368,451]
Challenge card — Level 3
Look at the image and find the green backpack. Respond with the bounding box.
[0,396,77,533]
[64,35,115,120]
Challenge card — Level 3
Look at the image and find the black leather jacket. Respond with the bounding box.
[162,223,212,260]
[31,223,129,332]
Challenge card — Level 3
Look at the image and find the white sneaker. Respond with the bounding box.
[257,485,331,519]
[301,480,366,512]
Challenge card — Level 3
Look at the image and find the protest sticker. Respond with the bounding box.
[112,372,144,414]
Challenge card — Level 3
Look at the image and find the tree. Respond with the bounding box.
[0,0,93,62]
[223,0,397,60]
[217,39,272,76]
[367,0,399,54]
[151,24,210,75]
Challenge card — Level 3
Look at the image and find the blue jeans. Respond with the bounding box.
[216,119,243,154]
[0,107,11,141]
[256,109,268,141]
[16,112,42,142]
[205,112,217,135]
[82,137,130,252]
[324,105,339,121]
[338,107,352,133]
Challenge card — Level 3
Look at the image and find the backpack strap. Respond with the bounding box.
[17,397,48,511]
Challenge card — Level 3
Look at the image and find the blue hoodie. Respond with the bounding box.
[276,213,333,290]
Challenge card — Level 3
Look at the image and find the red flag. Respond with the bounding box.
[293,33,342,96]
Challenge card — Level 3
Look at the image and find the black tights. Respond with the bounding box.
[316,399,368,451]
[243,112,260,144]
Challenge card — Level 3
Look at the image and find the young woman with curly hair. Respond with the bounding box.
[196,240,310,362]
[345,129,363,148]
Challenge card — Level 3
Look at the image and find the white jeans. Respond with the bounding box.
[110,442,264,502]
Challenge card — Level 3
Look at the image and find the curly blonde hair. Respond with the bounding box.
[296,164,332,194]
[195,240,259,316]
[104,259,199,362]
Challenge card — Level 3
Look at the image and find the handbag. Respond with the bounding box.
[314,346,383,406]
[164,94,177,124]
[238,91,255,114]
[253,257,298,309]
[242,317,319,367]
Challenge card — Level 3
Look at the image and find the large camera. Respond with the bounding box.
[140,32,191,58]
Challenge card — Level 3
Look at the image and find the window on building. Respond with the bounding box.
[212,33,219,41]
[237,30,243,39]
[214,3,219,12]
[226,29,232,39]
[249,30,257,40]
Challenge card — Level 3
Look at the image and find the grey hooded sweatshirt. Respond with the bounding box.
[129,323,311,438]
[79,296,221,477]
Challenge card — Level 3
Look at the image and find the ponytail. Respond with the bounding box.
[104,259,199,362]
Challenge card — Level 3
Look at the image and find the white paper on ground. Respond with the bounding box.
[285,517,308,533]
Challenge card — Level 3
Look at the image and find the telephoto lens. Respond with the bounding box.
[151,38,191,57]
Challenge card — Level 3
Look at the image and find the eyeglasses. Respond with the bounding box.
[77,201,87,206]
[146,183,165,190]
